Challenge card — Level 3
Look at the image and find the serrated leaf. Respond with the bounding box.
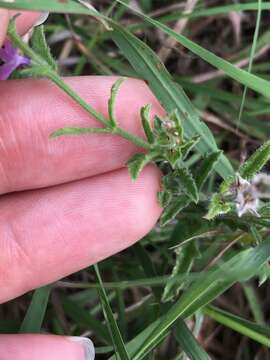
[205,193,231,220]
[162,242,197,302]
[176,167,199,203]
[153,115,163,133]
[108,78,124,126]
[195,151,222,189]
[127,152,157,180]
[32,25,57,71]
[158,190,172,208]
[160,195,190,226]
[240,140,270,179]
[180,135,200,159]
[162,172,182,194]
[141,104,154,143]
[220,175,236,194]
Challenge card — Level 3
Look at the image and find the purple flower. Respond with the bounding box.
[0,40,31,80]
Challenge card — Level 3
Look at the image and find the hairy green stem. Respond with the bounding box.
[8,21,152,151]
[48,71,110,127]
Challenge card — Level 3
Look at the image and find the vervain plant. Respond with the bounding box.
[6,18,270,227]
[2,1,270,359]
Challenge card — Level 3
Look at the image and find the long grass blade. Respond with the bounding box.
[94,264,130,360]
[204,305,270,348]
[19,286,51,333]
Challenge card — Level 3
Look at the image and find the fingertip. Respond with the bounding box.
[126,165,162,244]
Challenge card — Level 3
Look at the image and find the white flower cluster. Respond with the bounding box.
[233,173,270,217]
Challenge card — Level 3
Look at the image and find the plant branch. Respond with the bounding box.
[7,20,151,150]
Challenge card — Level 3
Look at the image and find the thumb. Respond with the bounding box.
[0,9,9,46]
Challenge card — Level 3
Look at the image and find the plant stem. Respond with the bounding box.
[8,21,152,151]
[114,127,151,149]
[48,71,110,127]
[48,73,151,149]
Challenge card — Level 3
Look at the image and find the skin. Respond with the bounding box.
[0,10,163,359]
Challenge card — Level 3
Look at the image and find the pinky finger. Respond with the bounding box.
[0,334,95,360]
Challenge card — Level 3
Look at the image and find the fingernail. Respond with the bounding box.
[34,12,49,27]
[69,337,95,360]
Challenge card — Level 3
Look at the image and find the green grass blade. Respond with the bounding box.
[243,284,265,324]
[237,0,262,127]
[203,305,270,348]
[115,0,270,100]
[0,0,97,14]
[176,2,270,20]
[173,319,209,360]
[19,286,51,333]
[94,264,130,360]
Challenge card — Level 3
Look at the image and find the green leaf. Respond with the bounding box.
[205,193,231,220]
[20,286,51,333]
[204,305,270,348]
[94,264,130,360]
[243,284,264,324]
[0,0,100,15]
[157,190,172,208]
[162,242,198,302]
[111,23,233,179]
[176,167,199,203]
[236,0,262,127]
[160,195,190,226]
[141,104,154,143]
[50,127,111,138]
[258,262,270,286]
[240,140,270,179]
[108,78,125,126]
[32,25,57,71]
[180,135,200,159]
[195,151,222,190]
[173,319,209,360]
[127,152,157,180]
[220,175,236,194]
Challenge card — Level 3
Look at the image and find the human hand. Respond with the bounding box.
[0,9,162,359]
